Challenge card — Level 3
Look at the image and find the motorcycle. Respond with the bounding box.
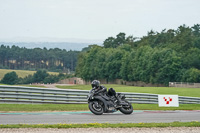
[87,88,133,115]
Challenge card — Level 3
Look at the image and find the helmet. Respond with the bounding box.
[91,80,100,88]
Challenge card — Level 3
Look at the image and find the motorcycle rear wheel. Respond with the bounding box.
[89,101,104,115]
[119,100,133,114]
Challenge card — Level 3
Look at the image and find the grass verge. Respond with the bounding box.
[0,84,46,88]
[0,104,88,112]
[0,121,200,128]
[56,84,200,97]
[0,104,200,112]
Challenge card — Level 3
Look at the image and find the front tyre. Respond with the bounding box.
[119,101,133,115]
[89,101,103,115]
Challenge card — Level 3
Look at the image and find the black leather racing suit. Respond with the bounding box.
[92,85,107,96]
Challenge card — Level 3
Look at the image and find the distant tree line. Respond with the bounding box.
[0,46,80,72]
[76,24,200,85]
[0,70,72,85]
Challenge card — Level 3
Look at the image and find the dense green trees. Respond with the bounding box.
[1,24,200,85]
[76,24,200,85]
[33,70,49,83]
[103,33,130,48]
[0,46,79,72]
[1,71,19,85]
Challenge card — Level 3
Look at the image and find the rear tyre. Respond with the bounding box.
[89,101,104,115]
[119,100,133,115]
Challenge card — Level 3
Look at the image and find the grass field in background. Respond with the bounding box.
[56,84,200,97]
[0,84,46,88]
[0,104,200,112]
[0,69,58,80]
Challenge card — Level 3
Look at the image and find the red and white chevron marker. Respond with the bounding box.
[158,95,179,107]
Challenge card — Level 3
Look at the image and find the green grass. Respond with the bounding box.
[0,121,199,128]
[56,84,200,97]
[0,69,58,80]
[19,84,46,88]
[0,84,46,88]
[133,104,200,110]
[0,104,200,112]
[0,104,88,112]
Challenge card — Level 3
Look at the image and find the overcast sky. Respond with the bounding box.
[0,0,200,43]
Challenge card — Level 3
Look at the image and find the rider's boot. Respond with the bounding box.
[115,95,128,106]
[115,95,123,105]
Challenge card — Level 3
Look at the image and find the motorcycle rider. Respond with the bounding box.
[91,80,107,95]
[91,80,122,105]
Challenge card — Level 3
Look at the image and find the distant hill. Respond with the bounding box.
[0,42,93,51]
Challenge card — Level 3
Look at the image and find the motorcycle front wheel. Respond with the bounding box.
[89,101,104,115]
[119,100,133,115]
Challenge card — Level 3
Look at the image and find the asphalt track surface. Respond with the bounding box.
[0,110,200,124]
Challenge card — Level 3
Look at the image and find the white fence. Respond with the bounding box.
[169,82,200,88]
[0,85,199,104]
